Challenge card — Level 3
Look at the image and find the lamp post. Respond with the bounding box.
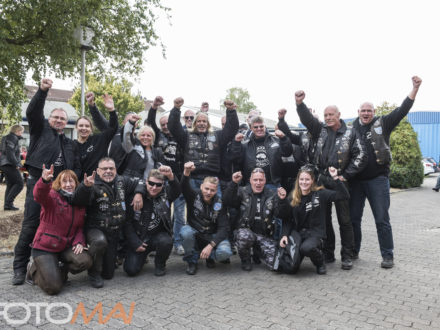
[74,27,94,116]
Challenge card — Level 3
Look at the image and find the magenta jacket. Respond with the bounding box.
[31,178,87,253]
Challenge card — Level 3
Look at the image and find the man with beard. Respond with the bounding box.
[12,78,80,285]
[82,157,140,288]
[123,165,181,276]
[180,161,232,275]
[224,169,287,271]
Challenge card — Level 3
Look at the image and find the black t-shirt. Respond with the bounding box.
[254,137,272,183]
[297,194,313,230]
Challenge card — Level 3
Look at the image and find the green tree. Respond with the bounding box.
[0,0,169,121]
[221,87,257,114]
[376,101,424,188]
[69,74,145,126]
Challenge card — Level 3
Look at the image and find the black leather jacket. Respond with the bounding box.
[0,133,22,167]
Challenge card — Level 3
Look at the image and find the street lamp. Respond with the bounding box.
[74,27,94,116]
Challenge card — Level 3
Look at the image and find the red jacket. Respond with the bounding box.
[32,178,86,253]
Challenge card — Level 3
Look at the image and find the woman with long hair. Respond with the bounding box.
[25,165,95,295]
[121,114,162,180]
[279,165,349,275]
[74,92,118,178]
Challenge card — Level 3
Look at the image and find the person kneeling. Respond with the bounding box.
[26,165,94,295]
[223,168,288,271]
[180,162,232,275]
[123,166,181,277]
[278,166,349,275]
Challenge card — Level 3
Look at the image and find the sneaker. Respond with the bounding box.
[175,245,185,256]
[316,264,327,275]
[381,258,394,269]
[341,258,353,270]
[12,271,25,285]
[89,274,104,288]
[324,253,336,263]
[186,263,198,275]
[433,188,439,192]
[206,258,216,268]
[154,265,166,277]
[241,259,252,271]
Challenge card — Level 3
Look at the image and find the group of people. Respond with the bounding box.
[7,75,422,295]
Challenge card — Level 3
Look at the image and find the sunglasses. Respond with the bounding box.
[147,180,163,187]
[252,125,265,129]
[184,116,194,120]
[252,168,265,174]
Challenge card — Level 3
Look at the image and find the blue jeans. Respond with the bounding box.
[172,194,186,247]
[180,225,232,264]
[189,178,222,198]
[350,176,393,259]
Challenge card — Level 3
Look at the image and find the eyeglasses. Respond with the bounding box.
[50,115,67,122]
[99,167,116,171]
[184,116,194,120]
[252,125,265,129]
[252,168,265,174]
[147,180,163,187]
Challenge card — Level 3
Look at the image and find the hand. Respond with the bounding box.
[136,243,148,253]
[72,244,84,255]
[235,133,244,142]
[280,236,288,248]
[159,165,173,180]
[86,92,95,106]
[232,171,242,184]
[412,76,422,89]
[223,100,236,111]
[41,164,54,181]
[102,93,115,111]
[295,90,305,105]
[278,108,287,119]
[200,244,213,259]
[83,171,96,187]
[132,193,143,211]
[328,166,338,178]
[338,175,346,182]
[183,161,195,176]
[277,187,287,200]
[152,96,164,108]
[274,129,285,139]
[40,78,53,91]
[174,97,184,109]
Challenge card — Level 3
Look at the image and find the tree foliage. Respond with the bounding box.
[221,87,257,114]
[0,0,169,121]
[376,102,424,188]
[69,74,145,126]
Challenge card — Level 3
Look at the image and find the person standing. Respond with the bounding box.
[294,90,367,270]
[0,125,25,211]
[350,76,422,268]
[12,78,80,285]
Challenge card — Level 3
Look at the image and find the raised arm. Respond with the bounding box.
[121,114,140,153]
[218,100,239,147]
[277,109,302,145]
[86,92,109,131]
[295,90,322,139]
[145,96,165,141]
[27,78,52,136]
[167,97,187,148]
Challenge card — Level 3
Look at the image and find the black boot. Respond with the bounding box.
[316,264,327,275]
[241,258,252,271]
[154,263,166,276]
[88,271,104,288]
[186,263,198,275]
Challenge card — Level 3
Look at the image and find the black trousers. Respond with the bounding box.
[123,231,173,276]
[324,198,355,259]
[86,228,119,280]
[13,176,40,273]
[0,165,24,208]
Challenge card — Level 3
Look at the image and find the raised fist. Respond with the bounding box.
[40,78,53,92]
[412,76,422,89]
[223,100,236,111]
[232,171,243,184]
[235,133,244,142]
[174,97,184,109]
[159,165,173,180]
[277,187,287,200]
[86,92,95,106]
[102,93,115,111]
[278,108,287,119]
[183,161,196,176]
[153,96,164,108]
[295,90,305,105]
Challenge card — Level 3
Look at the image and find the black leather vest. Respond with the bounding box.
[185,132,220,175]
[189,193,222,234]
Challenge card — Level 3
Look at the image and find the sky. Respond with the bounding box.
[47,0,440,126]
